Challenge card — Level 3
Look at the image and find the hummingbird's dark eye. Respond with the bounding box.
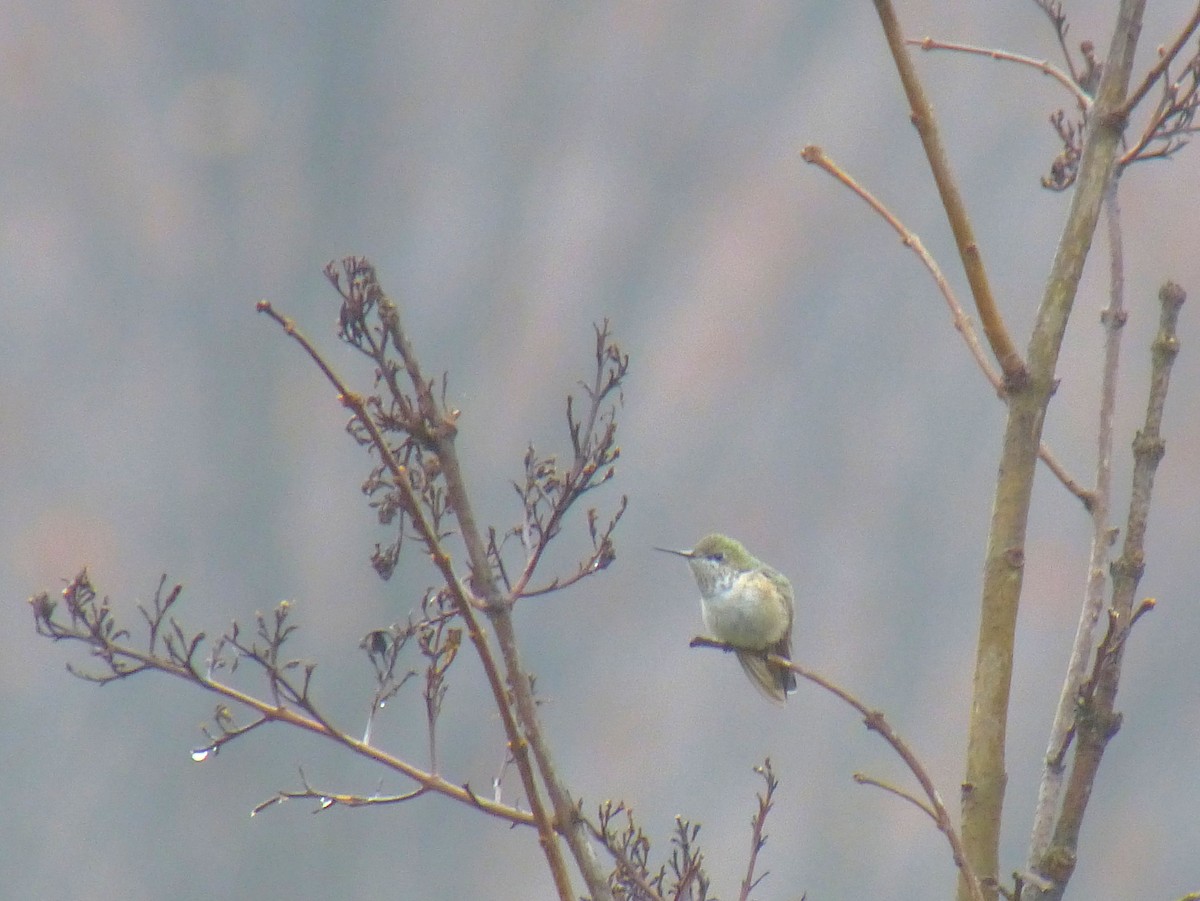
[709,552,724,562]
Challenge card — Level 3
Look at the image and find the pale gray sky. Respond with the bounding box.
[5,3,1199,899]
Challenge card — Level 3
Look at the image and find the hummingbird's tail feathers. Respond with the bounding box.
[782,667,798,694]
[735,650,791,704]
[772,633,798,696]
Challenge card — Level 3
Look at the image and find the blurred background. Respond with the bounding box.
[4,2,1199,899]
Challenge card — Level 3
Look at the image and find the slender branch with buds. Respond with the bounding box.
[29,570,536,826]
[31,259,637,901]
[871,0,1027,388]
[800,145,1092,508]
[1024,283,1185,901]
[1026,174,1126,876]
[906,37,1091,109]
[690,637,986,901]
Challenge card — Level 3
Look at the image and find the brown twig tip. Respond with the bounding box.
[852,772,939,822]
[1131,596,1156,625]
[256,299,271,313]
[1160,281,1187,313]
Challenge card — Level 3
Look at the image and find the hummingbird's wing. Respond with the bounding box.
[761,565,797,697]
[735,649,790,704]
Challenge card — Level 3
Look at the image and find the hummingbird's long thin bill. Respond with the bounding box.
[653,546,693,557]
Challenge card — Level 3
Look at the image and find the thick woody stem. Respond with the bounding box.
[953,4,1146,899]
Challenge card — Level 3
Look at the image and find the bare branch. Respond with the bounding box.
[1028,174,1127,871]
[906,37,1090,109]
[958,5,1148,895]
[28,570,537,829]
[309,260,619,900]
[1119,6,1200,116]
[800,145,1093,508]
[690,637,985,901]
[1026,282,1185,901]
[1043,110,1084,191]
[871,0,1028,387]
[1031,0,1082,86]
[586,801,667,901]
[666,816,711,901]
[261,273,580,898]
[853,773,938,821]
[506,320,628,602]
[250,767,429,817]
[1120,43,1200,167]
[738,759,780,901]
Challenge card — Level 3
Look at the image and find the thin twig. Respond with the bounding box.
[871,0,1027,387]
[852,773,938,821]
[251,779,429,817]
[1026,283,1185,901]
[30,574,535,828]
[259,287,581,900]
[738,759,779,901]
[1027,174,1126,870]
[1031,0,1081,86]
[1119,5,1200,117]
[420,318,620,900]
[690,637,985,901]
[583,806,667,901]
[800,145,1093,509]
[1119,42,1200,167]
[956,5,1147,896]
[906,37,1091,110]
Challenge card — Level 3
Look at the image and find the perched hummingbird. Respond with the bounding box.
[656,533,797,703]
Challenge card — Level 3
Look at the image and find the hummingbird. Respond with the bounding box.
[656,533,797,703]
